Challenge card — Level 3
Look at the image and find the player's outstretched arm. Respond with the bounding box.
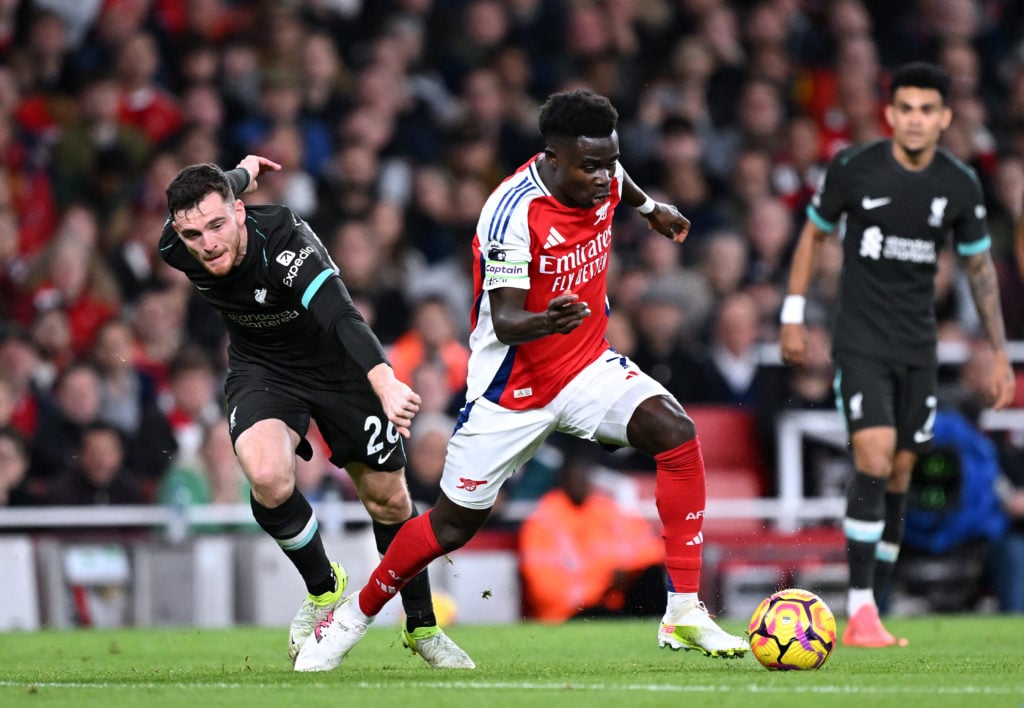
[488,286,590,345]
[779,220,828,367]
[366,363,421,439]
[963,251,1015,409]
[622,170,690,242]
[235,154,282,194]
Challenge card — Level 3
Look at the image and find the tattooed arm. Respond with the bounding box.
[964,251,1016,409]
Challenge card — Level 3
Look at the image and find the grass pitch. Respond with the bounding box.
[0,616,1021,708]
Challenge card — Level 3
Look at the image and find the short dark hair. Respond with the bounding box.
[889,62,950,104]
[80,420,125,447]
[538,89,618,143]
[165,163,235,216]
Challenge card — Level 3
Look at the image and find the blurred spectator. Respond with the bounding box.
[157,417,248,508]
[411,360,460,418]
[697,228,749,303]
[0,426,40,506]
[91,317,176,484]
[299,31,351,126]
[314,141,381,226]
[0,65,60,261]
[629,277,709,404]
[389,295,469,401]
[8,8,76,130]
[17,225,120,358]
[403,175,483,336]
[519,441,665,623]
[432,0,511,94]
[130,284,186,392]
[50,72,150,211]
[250,123,318,219]
[456,66,539,180]
[50,421,145,505]
[230,67,332,178]
[725,147,774,222]
[161,344,221,469]
[744,195,795,289]
[29,360,102,487]
[404,412,454,509]
[72,0,151,84]
[0,325,45,438]
[28,305,73,388]
[327,219,408,345]
[106,201,173,305]
[742,196,794,328]
[772,116,827,214]
[755,317,848,497]
[114,31,183,146]
[404,164,457,264]
[690,290,767,406]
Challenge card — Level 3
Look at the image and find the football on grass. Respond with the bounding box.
[748,588,836,670]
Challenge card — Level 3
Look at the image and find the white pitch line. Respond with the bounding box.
[0,681,1021,696]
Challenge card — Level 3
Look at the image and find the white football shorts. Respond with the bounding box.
[439,349,671,509]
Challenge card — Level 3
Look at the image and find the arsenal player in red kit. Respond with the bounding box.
[296,89,748,671]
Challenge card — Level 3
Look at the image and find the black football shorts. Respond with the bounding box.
[832,352,938,454]
[224,367,407,471]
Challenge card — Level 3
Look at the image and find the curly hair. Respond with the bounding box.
[890,62,950,103]
[165,163,235,216]
[538,89,619,142]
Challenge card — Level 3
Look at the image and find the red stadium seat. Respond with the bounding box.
[634,405,769,539]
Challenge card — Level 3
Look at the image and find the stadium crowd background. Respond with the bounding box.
[1,0,1024,535]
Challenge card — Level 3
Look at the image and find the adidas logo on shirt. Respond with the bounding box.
[544,226,566,249]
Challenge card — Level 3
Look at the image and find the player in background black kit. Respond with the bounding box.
[780,63,1015,647]
[160,155,474,669]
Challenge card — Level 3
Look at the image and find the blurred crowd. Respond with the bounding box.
[2,0,1024,518]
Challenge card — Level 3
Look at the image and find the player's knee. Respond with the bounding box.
[362,491,412,524]
[432,522,476,552]
[248,474,294,507]
[629,397,696,454]
[430,499,489,552]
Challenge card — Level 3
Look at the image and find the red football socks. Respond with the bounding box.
[654,437,707,593]
[358,510,444,617]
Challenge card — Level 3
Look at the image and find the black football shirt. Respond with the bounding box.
[159,198,384,384]
[807,140,990,365]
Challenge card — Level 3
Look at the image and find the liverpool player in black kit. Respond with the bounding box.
[160,155,474,668]
[781,63,1015,647]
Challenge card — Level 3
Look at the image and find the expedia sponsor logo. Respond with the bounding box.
[283,246,315,287]
[276,250,296,266]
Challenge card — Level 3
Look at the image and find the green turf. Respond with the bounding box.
[0,616,1021,708]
